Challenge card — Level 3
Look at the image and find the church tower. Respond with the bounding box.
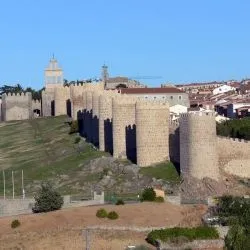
[44,56,63,88]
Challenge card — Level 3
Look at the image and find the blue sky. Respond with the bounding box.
[1,0,250,89]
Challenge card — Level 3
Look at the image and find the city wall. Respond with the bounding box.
[217,137,250,178]
[1,92,32,121]
[179,112,219,181]
[112,96,137,161]
[136,100,169,167]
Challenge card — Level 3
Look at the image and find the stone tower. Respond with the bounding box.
[179,112,219,180]
[136,100,169,167]
[44,56,64,88]
[112,96,136,160]
[2,92,32,121]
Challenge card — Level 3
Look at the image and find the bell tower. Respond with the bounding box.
[44,55,63,88]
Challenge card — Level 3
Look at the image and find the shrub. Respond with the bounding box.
[116,199,125,205]
[11,219,20,229]
[74,137,81,144]
[146,226,219,246]
[69,121,79,134]
[96,208,108,218]
[32,182,64,213]
[155,196,164,203]
[141,187,156,202]
[107,211,119,220]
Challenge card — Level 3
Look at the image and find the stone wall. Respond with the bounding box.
[169,119,180,164]
[2,92,32,121]
[112,96,137,161]
[99,93,115,153]
[0,98,2,121]
[42,88,55,117]
[179,112,219,180]
[54,87,70,116]
[136,100,169,167]
[92,91,102,146]
[217,137,250,178]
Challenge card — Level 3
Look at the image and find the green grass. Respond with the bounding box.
[0,116,108,197]
[139,161,180,182]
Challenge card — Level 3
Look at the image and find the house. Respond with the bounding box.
[227,102,250,118]
[213,85,236,95]
[120,87,190,107]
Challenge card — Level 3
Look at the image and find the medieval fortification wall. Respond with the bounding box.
[179,112,220,181]
[136,100,169,167]
[112,96,137,160]
[1,81,249,181]
[1,92,32,121]
[217,137,250,178]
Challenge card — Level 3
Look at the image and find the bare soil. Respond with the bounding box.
[0,202,207,249]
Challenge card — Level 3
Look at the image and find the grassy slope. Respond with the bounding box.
[0,116,107,197]
[139,162,180,183]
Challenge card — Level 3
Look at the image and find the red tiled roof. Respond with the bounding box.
[120,87,184,94]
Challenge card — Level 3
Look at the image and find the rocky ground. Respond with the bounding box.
[52,155,180,197]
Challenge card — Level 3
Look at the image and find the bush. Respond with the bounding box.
[155,196,164,203]
[146,226,219,246]
[11,219,20,229]
[141,187,156,202]
[116,199,125,205]
[74,137,81,144]
[96,208,108,218]
[107,211,119,220]
[69,121,79,134]
[32,182,64,213]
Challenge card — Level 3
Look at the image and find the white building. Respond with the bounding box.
[213,85,236,95]
[227,102,250,118]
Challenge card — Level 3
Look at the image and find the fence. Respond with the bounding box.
[0,191,105,217]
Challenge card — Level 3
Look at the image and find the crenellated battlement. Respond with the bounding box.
[180,111,215,119]
[217,136,249,143]
[2,92,32,100]
[32,99,41,104]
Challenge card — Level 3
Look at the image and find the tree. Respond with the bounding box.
[32,182,64,213]
[225,224,250,250]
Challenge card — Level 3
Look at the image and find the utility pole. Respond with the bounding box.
[12,171,14,200]
[3,170,5,200]
[22,170,25,199]
[84,229,90,250]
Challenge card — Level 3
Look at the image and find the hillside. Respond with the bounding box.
[0,116,108,197]
[0,116,180,198]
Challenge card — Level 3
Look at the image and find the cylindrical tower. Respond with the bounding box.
[179,112,219,180]
[112,96,136,159]
[136,100,169,167]
[99,92,118,152]
[54,87,70,116]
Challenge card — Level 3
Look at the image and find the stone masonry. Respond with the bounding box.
[1,92,32,121]
[136,100,169,167]
[112,96,136,159]
[179,112,220,181]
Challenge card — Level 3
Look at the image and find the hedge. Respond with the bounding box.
[146,226,219,246]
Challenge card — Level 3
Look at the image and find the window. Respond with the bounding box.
[179,96,182,100]
[170,96,173,100]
